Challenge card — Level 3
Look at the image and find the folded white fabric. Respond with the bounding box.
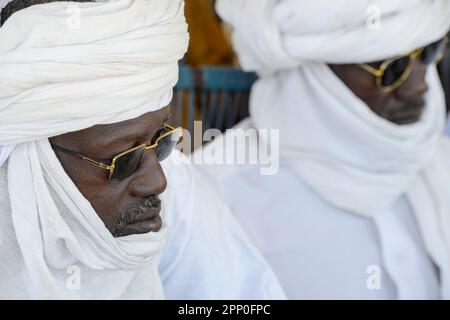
[0,0,188,299]
[0,0,188,144]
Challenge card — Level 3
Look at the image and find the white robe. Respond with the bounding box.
[197,119,446,299]
[0,151,285,299]
[159,152,285,299]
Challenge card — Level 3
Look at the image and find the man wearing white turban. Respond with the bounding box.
[197,0,450,299]
[0,0,285,299]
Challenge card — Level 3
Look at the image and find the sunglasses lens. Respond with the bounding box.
[381,56,410,88]
[110,146,145,182]
[421,38,447,65]
[155,129,182,161]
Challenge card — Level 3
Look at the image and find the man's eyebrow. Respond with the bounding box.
[100,113,173,148]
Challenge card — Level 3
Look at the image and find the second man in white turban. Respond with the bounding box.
[197,0,450,299]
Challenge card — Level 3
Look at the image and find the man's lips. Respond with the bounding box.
[384,100,426,125]
[388,108,424,124]
[114,197,163,236]
[129,203,161,224]
[392,116,420,125]
[123,215,163,234]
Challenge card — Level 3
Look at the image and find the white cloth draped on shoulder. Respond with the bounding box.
[0,0,188,299]
[216,0,450,298]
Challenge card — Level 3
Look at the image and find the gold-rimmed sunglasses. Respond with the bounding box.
[359,36,449,92]
[51,124,183,182]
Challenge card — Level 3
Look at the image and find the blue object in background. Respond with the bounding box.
[170,66,258,136]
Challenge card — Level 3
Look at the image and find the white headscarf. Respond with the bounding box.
[217,0,450,297]
[0,0,188,299]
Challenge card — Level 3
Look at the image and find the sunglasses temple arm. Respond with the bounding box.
[359,64,383,76]
[51,143,112,170]
[51,143,86,160]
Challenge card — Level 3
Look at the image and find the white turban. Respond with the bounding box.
[0,0,188,299]
[217,0,450,74]
[217,0,450,297]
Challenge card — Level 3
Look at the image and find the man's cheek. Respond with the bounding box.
[88,192,120,226]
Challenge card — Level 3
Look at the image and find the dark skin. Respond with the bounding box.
[329,57,429,125]
[49,106,171,237]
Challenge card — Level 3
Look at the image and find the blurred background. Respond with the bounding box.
[170,0,254,149]
[172,0,450,150]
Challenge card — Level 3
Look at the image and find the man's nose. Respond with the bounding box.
[393,58,429,100]
[127,152,167,197]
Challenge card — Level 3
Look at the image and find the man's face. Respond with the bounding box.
[329,56,429,125]
[49,106,171,237]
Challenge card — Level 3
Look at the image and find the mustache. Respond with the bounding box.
[383,97,426,119]
[112,195,161,237]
